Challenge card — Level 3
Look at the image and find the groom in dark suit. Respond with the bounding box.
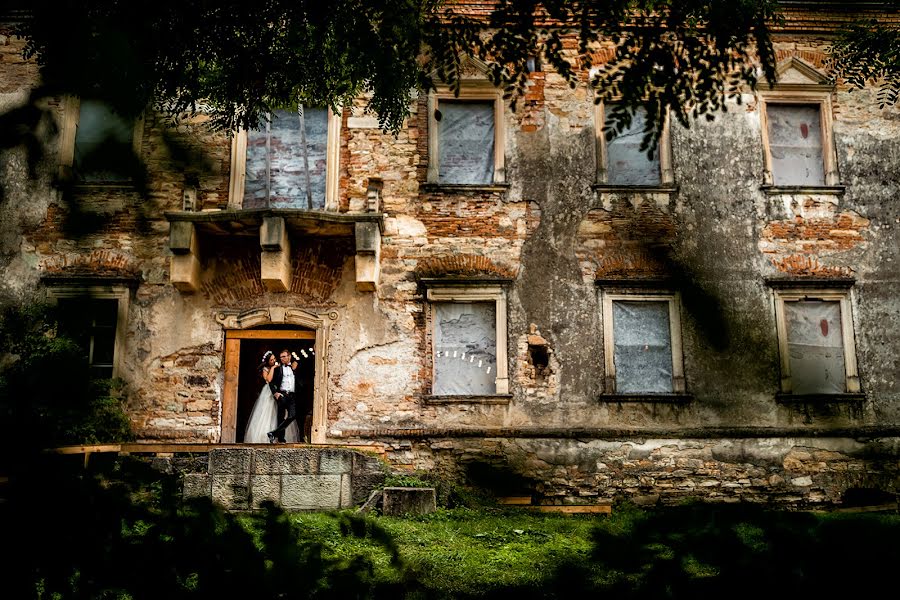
[267,349,302,443]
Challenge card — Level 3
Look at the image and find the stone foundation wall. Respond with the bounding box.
[149,447,386,511]
[379,436,900,509]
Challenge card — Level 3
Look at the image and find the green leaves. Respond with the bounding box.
[16,0,782,141]
[829,18,900,109]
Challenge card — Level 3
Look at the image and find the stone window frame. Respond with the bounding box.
[57,96,145,185]
[593,100,674,189]
[227,107,343,211]
[424,284,510,402]
[772,286,861,397]
[757,59,840,190]
[600,290,686,396]
[45,284,131,378]
[426,82,507,188]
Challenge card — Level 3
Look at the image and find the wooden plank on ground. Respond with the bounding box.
[498,496,533,505]
[529,505,612,514]
[54,444,122,454]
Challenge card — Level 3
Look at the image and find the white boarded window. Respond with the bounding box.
[427,285,509,397]
[73,100,135,183]
[244,107,328,209]
[433,302,497,395]
[613,301,673,392]
[602,292,685,394]
[229,106,341,210]
[426,84,505,186]
[773,289,860,395]
[595,103,673,187]
[438,101,495,185]
[605,107,660,185]
[766,104,824,186]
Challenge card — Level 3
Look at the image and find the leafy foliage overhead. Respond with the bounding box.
[829,16,900,108]
[16,0,781,142]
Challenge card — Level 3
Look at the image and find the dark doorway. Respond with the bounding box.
[234,333,316,443]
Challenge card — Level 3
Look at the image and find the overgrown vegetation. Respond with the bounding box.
[0,301,133,470]
[268,503,900,599]
[4,445,899,599]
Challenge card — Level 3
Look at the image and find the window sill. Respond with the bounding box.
[424,394,512,405]
[420,183,510,194]
[760,185,845,196]
[776,392,866,403]
[597,393,692,403]
[591,184,678,194]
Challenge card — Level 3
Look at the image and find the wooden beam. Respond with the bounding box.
[53,444,122,454]
[222,338,240,443]
[225,330,316,340]
[497,496,533,505]
[528,505,612,514]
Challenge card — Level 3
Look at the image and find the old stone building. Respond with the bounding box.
[1,4,899,508]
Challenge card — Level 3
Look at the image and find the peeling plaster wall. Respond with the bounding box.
[2,24,900,505]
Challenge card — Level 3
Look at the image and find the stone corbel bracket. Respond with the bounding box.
[355,221,381,292]
[169,221,201,292]
[260,216,292,292]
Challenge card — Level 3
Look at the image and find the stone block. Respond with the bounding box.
[351,453,387,504]
[209,448,252,474]
[250,475,281,509]
[253,448,319,475]
[355,221,380,253]
[261,246,292,292]
[260,216,287,251]
[182,473,210,499]
[319,449,353,474]
[211,474,251,510]
[340,473,353,508]
[170,253,200,293]
[168,221,195,254]
[281,474,342,510]
[382,487,437,516]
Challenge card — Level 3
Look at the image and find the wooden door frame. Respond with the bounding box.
[218,307,336,444]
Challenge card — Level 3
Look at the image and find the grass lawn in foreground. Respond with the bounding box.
[275,504,900,598]
[288,507,601,594]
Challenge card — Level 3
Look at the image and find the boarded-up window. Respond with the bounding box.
[73,100,134,182]
[244,107,328,209]
[606,107,660,186]
[767,104,824,186]
[439,101,494,184]
[433,302,496,395]
[784,300,846,394]
[57,298,119,379]
[612,300,673,393]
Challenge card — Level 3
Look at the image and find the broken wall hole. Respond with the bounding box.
[528,343,550,373]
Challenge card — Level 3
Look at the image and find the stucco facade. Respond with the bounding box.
[2,6,899,507]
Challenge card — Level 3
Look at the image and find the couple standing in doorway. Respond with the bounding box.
[244,348,312,444]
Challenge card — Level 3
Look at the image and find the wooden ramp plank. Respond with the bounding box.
[528,505,612,514]
[498,496,533,505]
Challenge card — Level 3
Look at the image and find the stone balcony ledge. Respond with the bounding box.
[164,208,384,237]
[165,209,385,293]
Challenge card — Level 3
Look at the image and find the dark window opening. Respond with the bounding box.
[57,298,119,379]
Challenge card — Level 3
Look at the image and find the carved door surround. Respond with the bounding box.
[217,307,338,444]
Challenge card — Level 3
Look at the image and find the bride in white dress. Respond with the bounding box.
[244,351,299,443]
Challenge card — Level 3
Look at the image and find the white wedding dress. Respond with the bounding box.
[244,384,300,443]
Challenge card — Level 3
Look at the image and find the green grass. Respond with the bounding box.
[284,507,601,595]
[257,504,900,599]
